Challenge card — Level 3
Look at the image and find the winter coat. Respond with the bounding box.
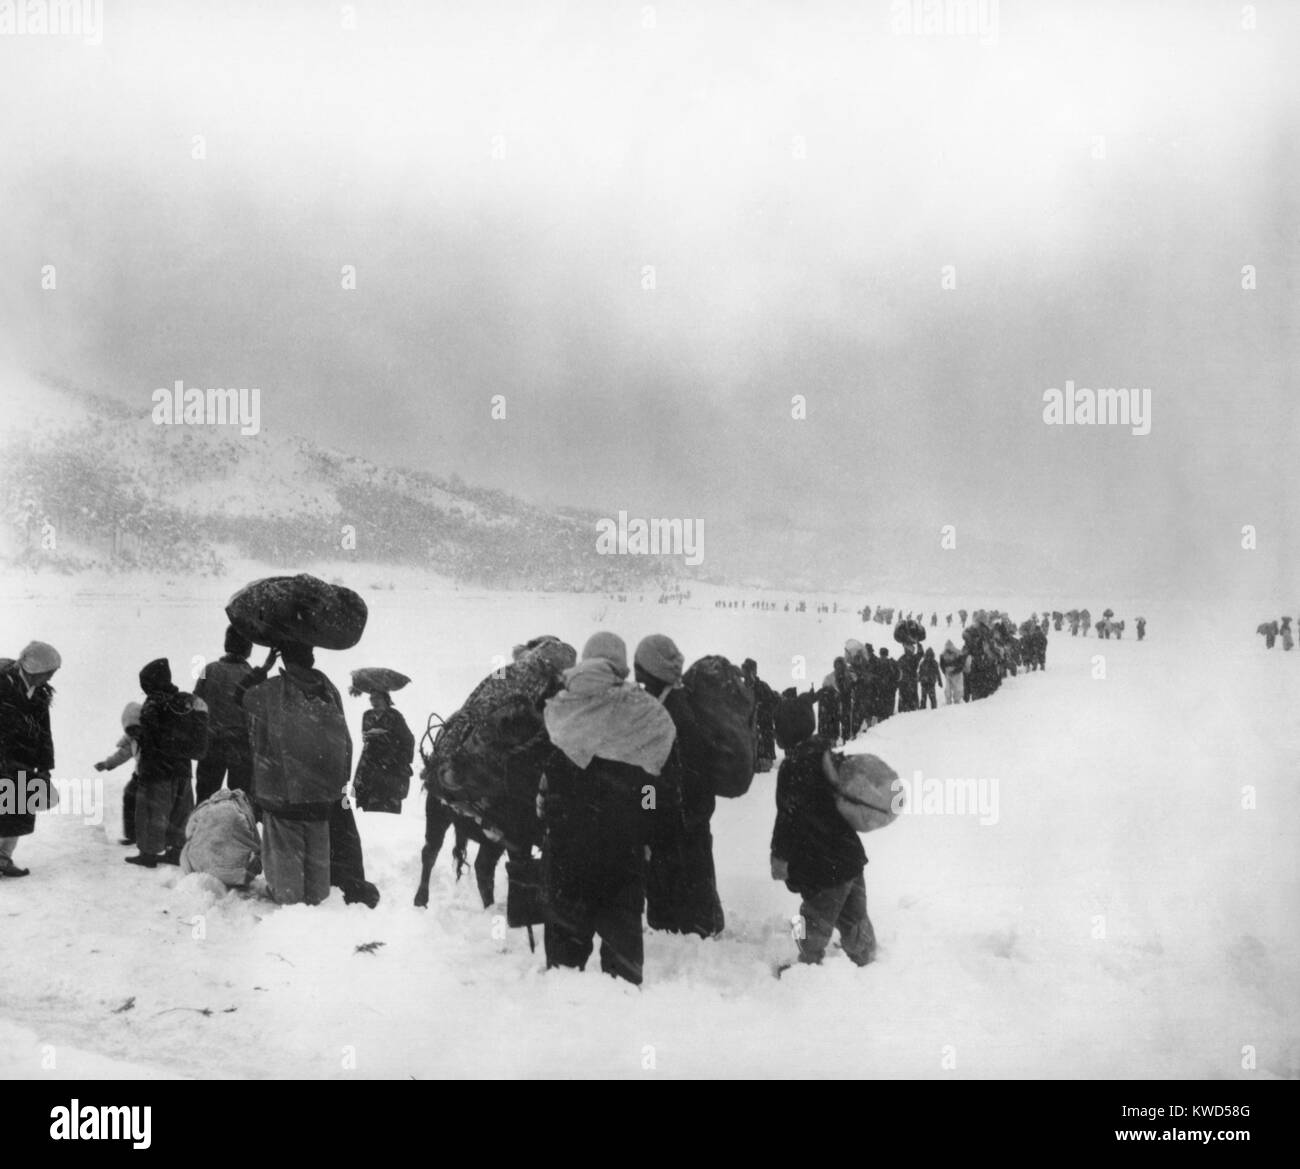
[0,661,55,838]
[918,654,942,686]
[194,654,254,751]
[816,683,841,743]
[939,647,966,677]
[138,690,203,785]
[540,746,666,878]
[353,706,415,812]
[898,651,920,686]
[97,731,140,771]
[243,665,352,820]
[770,735,866,895]
[180,788,261,886]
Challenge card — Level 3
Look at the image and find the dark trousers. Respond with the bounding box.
[122,775,138,842]
[195,745,252,805]
[796,872,875,966]
[135,775,193,855]
[898,685,918,712]
[920,683,938,709]
[543,844,645,986]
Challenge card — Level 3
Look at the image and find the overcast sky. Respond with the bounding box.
[1,0,1296,601]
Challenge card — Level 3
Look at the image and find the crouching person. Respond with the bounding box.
[770,696,876,969]
[241,642,351,905]
[539,633,678,986]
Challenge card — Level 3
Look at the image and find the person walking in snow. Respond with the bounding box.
[94,701,143,845]
[638,634,723,939]
[769,696,875,970]
[0,642,61,878]
[540,633,678,985]
[939,639,966,705]
[128,658,207,868]
[896,645,920,713]
[1136,616,1147,642]
[817,664,842,744]
[875,648,898,721]
[351,688,415,814]
[194,625,254,804]
[240,643,350,904]
[1080,608,1091,637]
[918,647,941,709]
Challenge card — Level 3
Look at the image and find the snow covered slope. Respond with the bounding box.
[0,369,683,590]
[0,575,1295,1079]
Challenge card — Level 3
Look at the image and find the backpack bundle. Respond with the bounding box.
[823,751,901,833]
[421,638,576,848]
[148,693,210,761]
[678,655,757,799]
[226,573,368,651]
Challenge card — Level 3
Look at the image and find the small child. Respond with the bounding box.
[93,702,143,845]
[770,695,876,970]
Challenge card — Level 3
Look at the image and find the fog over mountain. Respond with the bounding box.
[2,0,1296,603]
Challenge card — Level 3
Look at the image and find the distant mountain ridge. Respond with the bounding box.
[0,372,697,591]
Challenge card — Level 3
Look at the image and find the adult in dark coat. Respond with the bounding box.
[540,633,678,985]
[875,649,898,721]
[638,635,723,939]
[240,644,379,906]
[352,692,415,814]
[918,648,942,709]
[816,667,842,743]
[897,647,920,712]
[194,625,254,804]
[0,642,60,877]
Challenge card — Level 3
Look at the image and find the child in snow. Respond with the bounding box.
[93,701,143,845]
[770,695,876,969]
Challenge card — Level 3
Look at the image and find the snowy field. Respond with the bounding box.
[1,568,1297,1080]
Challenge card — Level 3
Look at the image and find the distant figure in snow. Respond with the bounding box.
[896,646,919,713]
[946,613,953,627]
[1258,621,1279,649]
[1280,617,1293,651]
[875,648,898,721]
[1136,617,1147,642]
[94,701,144,845]
[770,697,875,970]
[816,670,841,744]
[1080,608,1092,637]
[958,609,968,627]
[918,647,941,709]
[939,640,966,705]
[194,625,254,804]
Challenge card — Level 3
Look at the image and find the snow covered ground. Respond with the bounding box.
[1,568,1297,1079]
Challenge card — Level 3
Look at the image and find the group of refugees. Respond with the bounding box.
[1257,616,1295,650]
[1,624,415,908]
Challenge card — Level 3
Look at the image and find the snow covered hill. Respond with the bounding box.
[0,575,1295,1079]
[0,369,687,591]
